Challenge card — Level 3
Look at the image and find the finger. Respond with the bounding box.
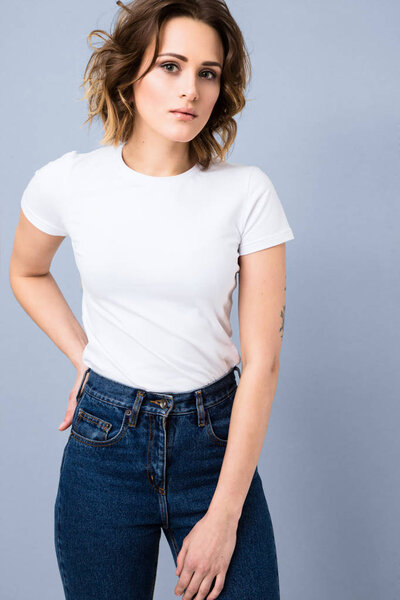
[174,565,194,597]
[181,570,207,600]
[205,572,226,600]
[191,573,215,600]
[176,541,189,576]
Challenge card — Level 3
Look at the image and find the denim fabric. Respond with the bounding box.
[54,366,280,599]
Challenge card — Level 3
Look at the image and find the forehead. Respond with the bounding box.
[153,16,224,63]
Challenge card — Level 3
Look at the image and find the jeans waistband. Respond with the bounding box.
[76,365,241,416]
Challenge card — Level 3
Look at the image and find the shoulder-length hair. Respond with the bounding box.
[80,0,251,169]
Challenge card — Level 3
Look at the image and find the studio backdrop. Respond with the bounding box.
[1,1,398,598]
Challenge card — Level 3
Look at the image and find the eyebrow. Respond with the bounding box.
[157,52,222,69]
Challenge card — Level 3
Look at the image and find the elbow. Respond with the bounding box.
[270,354,280,373]
[242,355,280,375]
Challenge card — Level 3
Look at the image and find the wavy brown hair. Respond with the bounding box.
[80,0,251,169]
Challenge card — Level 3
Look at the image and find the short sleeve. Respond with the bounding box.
[20,151,76,236]
[238,166,295,255]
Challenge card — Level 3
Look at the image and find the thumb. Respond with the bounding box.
[58,404,76,431]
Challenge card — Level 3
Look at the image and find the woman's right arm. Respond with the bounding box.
[9,209,89,431]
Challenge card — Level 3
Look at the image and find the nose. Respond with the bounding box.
[179,70,199,101]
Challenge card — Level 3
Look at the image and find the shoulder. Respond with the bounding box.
[205,160,273,188]
[34,149,78,181]
[202,160,265,193]
[207,162,278,212]
[34,145,112,181]
[245,164,275,194]
[204,159,253,177]
[199,161,278,211]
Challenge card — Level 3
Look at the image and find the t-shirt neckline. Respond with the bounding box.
[113,142,199,182]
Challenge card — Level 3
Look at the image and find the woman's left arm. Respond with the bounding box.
[174,243,288,599]
[209,241,287,517]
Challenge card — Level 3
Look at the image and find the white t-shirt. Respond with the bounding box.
[20,143,295,392]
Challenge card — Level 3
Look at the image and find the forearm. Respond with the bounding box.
[10,272,87,369]
[208,361,280,522]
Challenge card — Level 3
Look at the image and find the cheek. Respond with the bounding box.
[203,83,220,111]
[198,88,220,124]
[134,75,165,113]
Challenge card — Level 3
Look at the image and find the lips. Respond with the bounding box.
[170,109,197,117]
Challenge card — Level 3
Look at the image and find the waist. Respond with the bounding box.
[80,365,241,416]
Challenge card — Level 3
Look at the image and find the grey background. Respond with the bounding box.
[1,1,398,598]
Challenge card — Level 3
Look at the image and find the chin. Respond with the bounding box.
[164,131,199,143]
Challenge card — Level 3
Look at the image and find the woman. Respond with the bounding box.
[10,0,294,598]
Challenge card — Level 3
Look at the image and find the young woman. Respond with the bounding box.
[10,1,294,598]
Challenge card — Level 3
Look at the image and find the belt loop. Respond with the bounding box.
[233,365,241,381]
[128,390,145,427]
[195,389,206,427]
[76,367,91,402]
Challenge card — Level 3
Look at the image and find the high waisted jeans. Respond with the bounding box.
[54,366,280,599]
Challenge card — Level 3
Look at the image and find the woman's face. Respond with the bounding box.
[132,16,224,143]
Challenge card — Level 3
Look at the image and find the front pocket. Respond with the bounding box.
[74,408,112,441]
[205,389,236,446]
[71,391,131,447]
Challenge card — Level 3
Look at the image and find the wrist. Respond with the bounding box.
[70,344,88,370]
[71,357,87,371]
[207,498,242,524]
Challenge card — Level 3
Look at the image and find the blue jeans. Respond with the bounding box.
[54,366,280,599]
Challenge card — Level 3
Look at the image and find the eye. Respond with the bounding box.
[160,62,179,73]
[159,62,218,80]
[200,70,218,80]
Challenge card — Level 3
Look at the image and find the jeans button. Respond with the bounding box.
[160,400,167,409]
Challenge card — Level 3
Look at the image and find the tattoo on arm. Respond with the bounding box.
[279,304,286,339]
[280,285,286,339]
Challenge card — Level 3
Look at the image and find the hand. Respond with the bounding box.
[174,508,238,599]
[58,363,89,431]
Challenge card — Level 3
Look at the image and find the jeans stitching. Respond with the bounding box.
[146,414,166,494]
[76,409,112,434]
[55,492,70,598]
[164,527,179,563]
[170,529,180,560]
[82,385,236,414]
[70,410,130,447]
[205,409,228,446]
